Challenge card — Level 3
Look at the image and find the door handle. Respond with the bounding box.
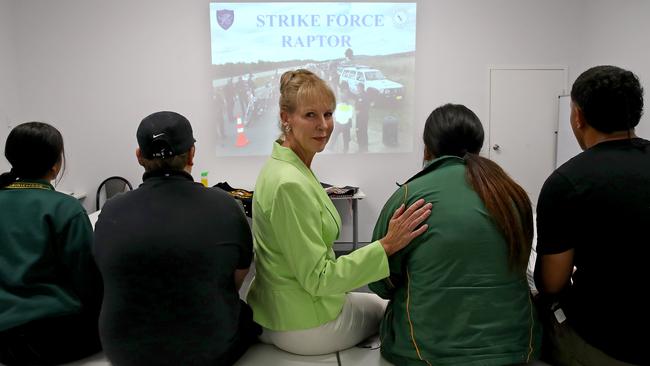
[492,144,500,151]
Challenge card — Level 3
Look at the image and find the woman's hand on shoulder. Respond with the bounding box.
[379,199,432,256]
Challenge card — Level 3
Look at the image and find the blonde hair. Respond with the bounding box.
[279,69,336,136]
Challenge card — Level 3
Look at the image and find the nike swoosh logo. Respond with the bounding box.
[153,133,165,138]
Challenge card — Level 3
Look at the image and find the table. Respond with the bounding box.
[88,210,100,230]
[60,191,87,200]
[329,190,366,251]
[88,191,367,250]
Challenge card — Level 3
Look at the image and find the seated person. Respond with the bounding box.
[0,122,102,365]
[535,65,649,366]
[94,111,260,365]
[247,69,431,355]
[370,104,541,365]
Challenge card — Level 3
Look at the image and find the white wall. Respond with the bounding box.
[3,0,648,241]
[570,0,650,139]
[11,0,217,210]
[0,0,18,173]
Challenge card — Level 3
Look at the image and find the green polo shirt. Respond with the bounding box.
[247,142,389,331]
[0,180,101,332]
[369,156,541,366]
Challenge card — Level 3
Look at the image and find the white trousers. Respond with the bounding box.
[259,292,388,355]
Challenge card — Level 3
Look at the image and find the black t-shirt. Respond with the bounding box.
[94,170,253,365]
[536,138,650,364]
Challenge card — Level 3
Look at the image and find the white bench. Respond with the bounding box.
[61,343,393,366]
[62,343,552,366]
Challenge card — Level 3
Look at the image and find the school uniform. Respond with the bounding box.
[0,179,102,365]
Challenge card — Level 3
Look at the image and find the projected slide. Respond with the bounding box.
[210,2,416,156]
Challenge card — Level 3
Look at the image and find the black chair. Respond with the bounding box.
[96,176,133,211]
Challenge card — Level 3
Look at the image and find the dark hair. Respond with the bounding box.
[423,104,484,157]
[571,65,644,133]
[1,122,65,188]
[423,104,533,273]
[139,151,190,173]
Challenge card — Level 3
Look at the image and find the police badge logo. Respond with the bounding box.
[216,9,234,30]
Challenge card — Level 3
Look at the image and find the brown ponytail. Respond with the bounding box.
[464,153,533,272]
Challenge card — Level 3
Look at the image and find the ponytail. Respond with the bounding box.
[464,153,533,273]
[2,122,65,187]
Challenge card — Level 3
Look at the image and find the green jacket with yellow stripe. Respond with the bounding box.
[369,156,541,366]
[0,179,102,332]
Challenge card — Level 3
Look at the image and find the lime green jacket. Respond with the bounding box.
[247,142,389,331]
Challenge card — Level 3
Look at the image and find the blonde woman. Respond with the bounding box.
[247,69,431,355]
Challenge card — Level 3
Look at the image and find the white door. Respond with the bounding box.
[489,67,567,207]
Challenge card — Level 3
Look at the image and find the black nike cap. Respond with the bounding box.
[136,111,196,159]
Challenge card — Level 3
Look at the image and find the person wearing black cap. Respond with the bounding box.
[93,111,260,365]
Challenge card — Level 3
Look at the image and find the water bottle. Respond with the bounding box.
[200,171,209,187]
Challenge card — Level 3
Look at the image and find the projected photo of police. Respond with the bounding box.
[210,2,416,156]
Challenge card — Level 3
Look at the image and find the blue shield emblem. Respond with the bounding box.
[216,9,234,30]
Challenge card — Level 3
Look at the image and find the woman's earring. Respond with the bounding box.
[284,123,291,133]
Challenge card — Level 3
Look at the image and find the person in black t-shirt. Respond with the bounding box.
[94,111,260,366]
[535,65,648,366]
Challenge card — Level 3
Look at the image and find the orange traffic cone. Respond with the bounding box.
[235,117,249,147]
